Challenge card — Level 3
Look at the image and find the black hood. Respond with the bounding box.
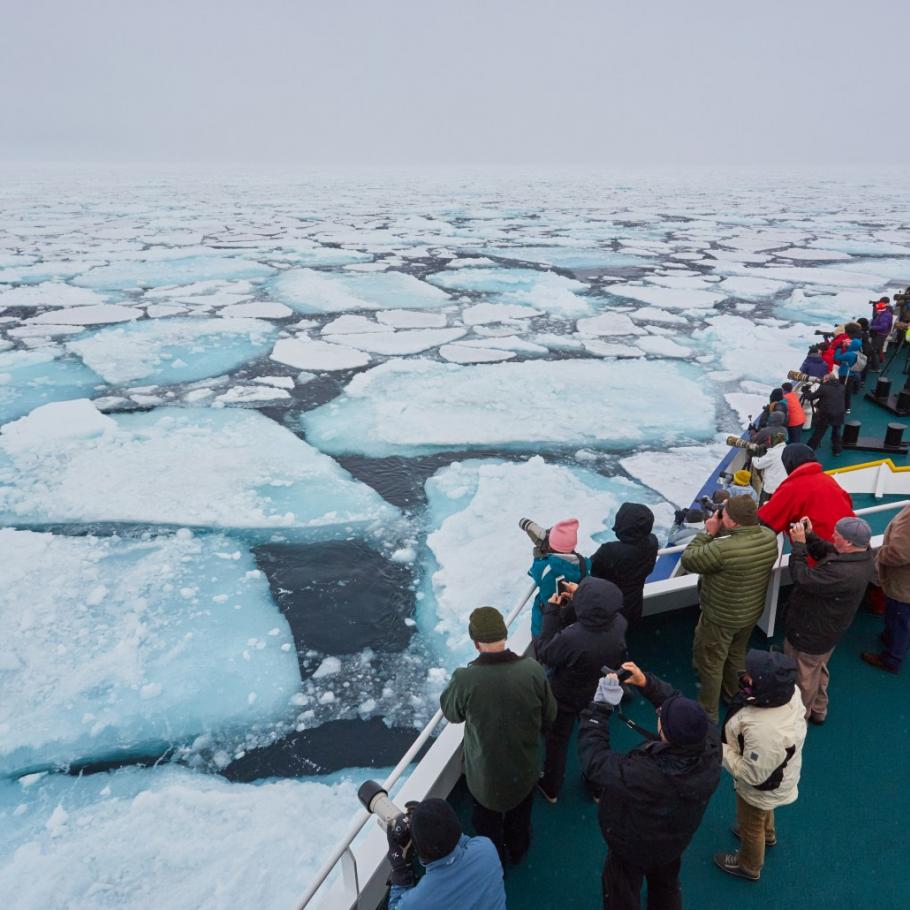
[745,650,797,707]
[781,443,817,475]
[572,576,624,629]
[612,502,655,542]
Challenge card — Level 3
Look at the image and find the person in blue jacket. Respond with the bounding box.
[387,798,506,909]
[519,517,590,640]
[833,325,863,410]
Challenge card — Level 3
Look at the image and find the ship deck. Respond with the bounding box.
[448,344,910,909]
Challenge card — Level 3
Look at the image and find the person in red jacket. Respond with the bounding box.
[757,444,854,542]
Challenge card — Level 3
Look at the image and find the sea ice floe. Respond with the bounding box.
[270,338,371,371]
[26,304,140,326]
[321,314,392,335]
[605,283,726,310]
[716,276,791,299]
[635,336,692,358]
[774,287,879,324]
[576,312,646,336]
[423,456,674,654]
[218,301,293,319]
[0,765,377,909]
[620,444,734,508]
[0,283,109,309]
[476,246,654,270]
[0,529,299,776]
[0,348,103,426]
[73,255,274,290]
[439,344,516,364]
[301,358,715,457]
[376,309,447,329]
[67,317,276,385]
[775,247,853,261]
[0,402,399,534]
[322,327,466,355]
[271,269,449,313]
[461,302,538,325]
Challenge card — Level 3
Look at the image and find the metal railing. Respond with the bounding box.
[296,497,909,909]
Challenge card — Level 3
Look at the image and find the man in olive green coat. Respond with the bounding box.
[440,606,557,866]
[681,496,780,722]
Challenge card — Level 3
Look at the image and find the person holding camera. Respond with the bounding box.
[536,576,628,802]
[681,496,780,722]
[519,517,590,642]
[784,516,873,723]
[750,431,787,502]
[799,345,829,380]
[590,502,659,626]
[869,298,894,371]
[386,797,506,909]
[713,650,807,882]
[578,662,721,910]
[805,372,847,455]
[440,607,556,866]
[667,508,706,547]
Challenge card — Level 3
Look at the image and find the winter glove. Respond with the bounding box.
[594,675,624,708]
[386,813,416,888]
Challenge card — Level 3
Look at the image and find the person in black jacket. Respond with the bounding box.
[784,515,873,724]
[536,576,627,802]
[578,662,721,910]
[591,503,659,626]
[805,373,846,456]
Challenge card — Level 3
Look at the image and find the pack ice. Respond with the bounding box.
[73,255,274,290]
[0,765,376,909]
[0,529,299,777]
[0,401,399,535]
[423,456,674,654]
[66,317,277,385]
[301,358,715,457]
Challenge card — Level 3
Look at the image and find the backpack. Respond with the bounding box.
[849,351,868,373]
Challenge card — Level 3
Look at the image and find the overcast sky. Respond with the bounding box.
[1,0,908,166]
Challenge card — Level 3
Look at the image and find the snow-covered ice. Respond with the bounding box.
[270,337,372,371]
[0,529,299,776]
[0,403,399,534]
[0,283,109,309]
[620,444,734,507]
[73,255,274,290]
[301,358,715,456]
[322,327,466,355]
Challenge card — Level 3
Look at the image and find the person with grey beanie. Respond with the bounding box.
[784,516,873,724]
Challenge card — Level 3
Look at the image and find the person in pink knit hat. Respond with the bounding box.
[519,516,590,642]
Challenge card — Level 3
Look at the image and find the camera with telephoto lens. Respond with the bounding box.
[725,435,766,456]
[813,329,834,340]
[699,494,725,517]
[787,369,820,385]
[519,518,550,558]
[358,779,410,841]
[895,289,909,305]
[601,665,633,683]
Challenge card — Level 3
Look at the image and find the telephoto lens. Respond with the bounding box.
[787,370,819,384]
[358,779,406,832]
[519,518,549,557]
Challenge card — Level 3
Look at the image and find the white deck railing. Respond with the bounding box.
[296,498,909,910]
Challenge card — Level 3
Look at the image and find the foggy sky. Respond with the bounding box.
[1,0,908,166]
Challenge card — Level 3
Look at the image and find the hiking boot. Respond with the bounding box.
[808,713,826,726]
[536,782,558,805]
[713,852,760,880]
[862,651,899,674]
[730,826,776,848]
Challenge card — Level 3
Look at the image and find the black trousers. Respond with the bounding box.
[471,786,535,866]
[807,417,843,455]
[540,705,578,796]
[870,332,886,370]
[603,851,682,910]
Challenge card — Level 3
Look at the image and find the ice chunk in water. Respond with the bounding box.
[66,317,277,385]
[620,444,734,507]
[423,457,673,654]
[322,327,466,355]
[270,338,372,371]
[0,765,379,909]
[0,403,400,534]
[0,348,104,426]
[27,304,139,326]
[73,256,274,290]
[0,283,109,309]
[301,358,715,456]
[271,269,449,313]
[0,529,300,776]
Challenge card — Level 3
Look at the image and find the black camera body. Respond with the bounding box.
[699,494,725,517]
[601,665,633,683]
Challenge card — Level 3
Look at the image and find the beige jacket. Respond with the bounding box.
[722,689,807,811]
[876,503,910,602]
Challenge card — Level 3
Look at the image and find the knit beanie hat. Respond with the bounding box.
[835,516,871,548]
[410,798,462,862]
[548,518,579,554]
[781,443,817,475]
[660,695,708,745]
[733,469,752,486]
[468,606,507,643]
[725,495,758,526]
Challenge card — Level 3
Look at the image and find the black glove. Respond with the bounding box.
[386,813,416,888]
[673,508,687,525]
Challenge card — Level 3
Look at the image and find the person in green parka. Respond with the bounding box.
[440,606,557,867]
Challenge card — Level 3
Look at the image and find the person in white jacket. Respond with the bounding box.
[751,432,788,503]
[713,649,807,881]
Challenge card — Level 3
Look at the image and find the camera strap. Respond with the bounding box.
[615,708,660,742]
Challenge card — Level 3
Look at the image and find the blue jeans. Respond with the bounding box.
[883,597,910,671]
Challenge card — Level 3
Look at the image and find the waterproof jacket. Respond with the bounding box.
[440,650,556,812]
[536,577,628,713]
[871,307,894,337]
[833,338,862,378]
[800,353,828,379]
[806,380,846,422]
[786,534,873,654]
[723,687,807,812]
[751,442,787,494]
[591,503,659,624]
[528,552,590,636]
[876,502,910,602]
[680,525,780,628]
[753,411,787,448]
[758,462,854,542]
[578,674,722,867]
[389,835,506,910]
[783,392,806,429]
